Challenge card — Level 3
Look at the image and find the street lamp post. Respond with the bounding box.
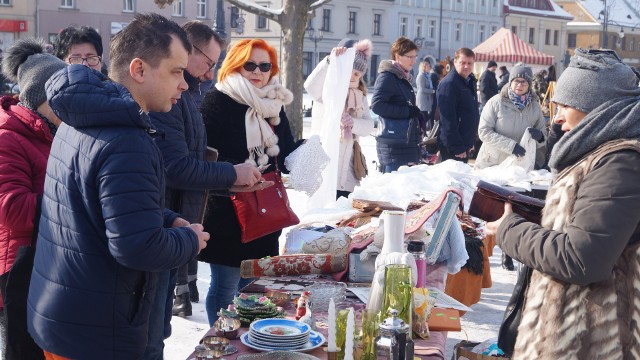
[306,26,324,69]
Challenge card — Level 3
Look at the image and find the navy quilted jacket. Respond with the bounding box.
[27,65,199,359]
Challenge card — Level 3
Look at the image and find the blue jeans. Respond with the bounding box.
[142,269,175,360]
[205,263,253,326]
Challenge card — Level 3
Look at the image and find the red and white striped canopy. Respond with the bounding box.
[473,28,554,66]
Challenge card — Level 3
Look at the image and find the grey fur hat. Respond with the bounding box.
[1,38,67,111]
[552,48,640,113]
[353,39,372,73]
[509,63,533,86]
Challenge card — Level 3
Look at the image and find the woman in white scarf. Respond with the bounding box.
[199,39,303,326]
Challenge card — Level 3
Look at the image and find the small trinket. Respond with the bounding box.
[296,291,310,320]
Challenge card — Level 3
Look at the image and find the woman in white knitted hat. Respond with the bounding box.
[304,39,375,199]
[485,48,640,359]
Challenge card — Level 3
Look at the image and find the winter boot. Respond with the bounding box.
[189,280,199,303]
[172,293,192,317]
[502,253,515,271]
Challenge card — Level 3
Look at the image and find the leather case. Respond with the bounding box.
[427,308,461,331]
[468,180,545,224]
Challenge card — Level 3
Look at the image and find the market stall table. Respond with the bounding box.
[187,262,452,359]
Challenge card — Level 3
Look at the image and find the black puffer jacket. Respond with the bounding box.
[150,71,236,223]
[198,89,303,267]
[371,60,421,168]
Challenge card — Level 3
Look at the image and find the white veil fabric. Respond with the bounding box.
[306,48,356,210]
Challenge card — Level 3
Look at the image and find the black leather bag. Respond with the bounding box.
[498,264,533,357]
[375,117,418,145]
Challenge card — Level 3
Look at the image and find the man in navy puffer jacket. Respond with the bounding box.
[27,13,210,360]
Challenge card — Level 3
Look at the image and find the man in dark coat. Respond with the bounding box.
[479,60,499,107]
[497,65,510,90]
[436,48,480,163]
[27,14,210,359]
[145,21,263,359]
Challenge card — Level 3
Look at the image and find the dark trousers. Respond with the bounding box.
[176,258,198,295]
[439,146,469,164]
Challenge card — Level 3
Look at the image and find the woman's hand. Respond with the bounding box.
[485,202,513,236]
[331,47,348,56]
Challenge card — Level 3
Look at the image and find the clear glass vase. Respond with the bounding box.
[380,264,413,332]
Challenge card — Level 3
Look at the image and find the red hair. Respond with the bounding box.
[218,39,279,83]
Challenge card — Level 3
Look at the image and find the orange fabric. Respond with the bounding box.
[43,351,70,360]
[444,236,493,309]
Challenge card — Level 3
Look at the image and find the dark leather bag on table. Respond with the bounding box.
[468,180,545,224]
[498,265,533,357]
[231,170,300,243]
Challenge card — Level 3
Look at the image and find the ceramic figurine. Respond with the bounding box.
[296,291,310,320]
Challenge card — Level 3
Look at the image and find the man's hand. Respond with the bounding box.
[454,151,467,159]
[188,223,210,253]
[172,217,190,227]
[233,163,261,186]
[485,202,513,237]
[230,180,275,193]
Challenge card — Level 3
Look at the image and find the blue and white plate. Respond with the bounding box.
[249,318,311,339]
[248,334,307,349]
[240,330,325,352]
[249,330,308,344]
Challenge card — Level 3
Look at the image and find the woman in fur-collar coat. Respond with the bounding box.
[486,48,640,359]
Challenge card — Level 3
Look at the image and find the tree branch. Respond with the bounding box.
[309,0,332,12]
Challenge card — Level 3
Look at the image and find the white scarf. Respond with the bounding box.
[215,73,294,166]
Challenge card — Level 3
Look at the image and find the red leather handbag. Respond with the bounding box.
[231,170,300,243]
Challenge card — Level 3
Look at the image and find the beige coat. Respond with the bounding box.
[304,57,375,192]
[475,87,546,169]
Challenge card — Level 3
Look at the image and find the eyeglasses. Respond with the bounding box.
[512,79,529,86]
[193,45,217,72]
[68,56,101,67]
[243,61,272,73]
[400,54,418,60]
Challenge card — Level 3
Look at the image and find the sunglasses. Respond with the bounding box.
[243,61,272,73]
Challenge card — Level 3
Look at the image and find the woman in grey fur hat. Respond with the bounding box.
[486,48,640,359]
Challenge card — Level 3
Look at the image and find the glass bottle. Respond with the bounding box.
[380,264,413,333]
[407,240,426,288]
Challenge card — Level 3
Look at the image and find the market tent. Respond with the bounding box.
[473,28,554,66]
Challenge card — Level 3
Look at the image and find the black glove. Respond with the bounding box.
[409,105,421,118]
[512,143,526,157]
[528,127,544,142]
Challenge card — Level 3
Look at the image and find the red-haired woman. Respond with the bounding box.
[199,39,303,325]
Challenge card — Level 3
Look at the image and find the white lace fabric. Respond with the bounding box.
[284,135,330,196]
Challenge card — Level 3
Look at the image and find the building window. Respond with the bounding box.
[429,20,436,39]
[492,0,497,6]
[230,6,240,27]
[172,0,184,16]
[348,11,357,34]
[455,23,461,41]
[511,26,517,35]
[321,9,331,32]
[196,0,207,18]
[481,0,485,5]
[529,27,535,44]
[257,13,267,29]
[479,24,485,42]
[545,29,550,45]
[370,54,379,84]
[400,17,408,37]
[553,30,559,45]
[621,37,626,50]
[303,51,313,77]
[416,19,423,38]
[60,0,73,8]
[373,14,382,35]
[568,33,577,48]
[491,25,497,34]
[0,0,10,4]
[123,0,134,12]
[630,38,635,52]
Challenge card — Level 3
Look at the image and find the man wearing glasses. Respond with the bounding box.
[53,25,104,73]
[145,21,264,360]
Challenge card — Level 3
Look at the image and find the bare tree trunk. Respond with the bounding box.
[280,2,309,140]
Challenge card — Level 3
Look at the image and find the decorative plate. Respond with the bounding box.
[236,351,320,360]
[240,330,325,352]
[250,318,311,338]
[249,330,308,343]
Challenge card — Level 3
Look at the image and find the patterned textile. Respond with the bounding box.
[240,254,347,278]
